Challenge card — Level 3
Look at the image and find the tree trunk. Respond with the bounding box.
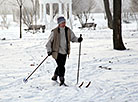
[103,0,113,29]
[20,5,22,39]
[113,0,126,50]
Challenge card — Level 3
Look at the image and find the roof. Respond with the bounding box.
[39,0,72,4]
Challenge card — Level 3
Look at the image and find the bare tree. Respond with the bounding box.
[113,0,126,50]
[1,13,8,29]
[21,0,40,34]
[130,0,138,30]
[8,0,39,34]
[131,0,138,12]
[0,1,10,29]
[22,6,33,27]
[0,0,4,5]
[16,0,25,39]
[103,0,113,29]
[73,0,96,27]
[31,0,39,25]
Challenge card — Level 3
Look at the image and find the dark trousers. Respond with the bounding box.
[54,53,67,77]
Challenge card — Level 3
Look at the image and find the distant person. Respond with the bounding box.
[46,16,83,86]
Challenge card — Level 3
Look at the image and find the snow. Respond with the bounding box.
[1,13,138,102]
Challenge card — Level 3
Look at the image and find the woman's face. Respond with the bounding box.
[59,22,66,28]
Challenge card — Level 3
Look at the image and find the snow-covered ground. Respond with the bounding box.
[0,14,138,102]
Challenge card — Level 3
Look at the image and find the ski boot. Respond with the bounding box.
[51,74,58,81]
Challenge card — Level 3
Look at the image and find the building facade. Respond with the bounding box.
[39,0,72,29]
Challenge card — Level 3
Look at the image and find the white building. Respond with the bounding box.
[39,0,73,29]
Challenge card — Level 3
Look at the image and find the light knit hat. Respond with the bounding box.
[57,16,66,24]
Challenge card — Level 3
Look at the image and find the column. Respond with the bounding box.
[58,3,62,16]
[41,4,44,22]
[64,3,67,19]
[40,3,42,21]
[43,4,45,23]
[69,2,73,29]
[43,3,47,24]
[50,3,53,22]
[69,3,72,20]
[45,4,47,24]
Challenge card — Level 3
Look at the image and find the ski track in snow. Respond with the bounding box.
[1,37,138,102]
[1,18,138,101]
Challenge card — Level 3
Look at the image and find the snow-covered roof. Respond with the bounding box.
[40,0,72,4]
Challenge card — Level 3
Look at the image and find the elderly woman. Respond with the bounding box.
[46,16,83,86]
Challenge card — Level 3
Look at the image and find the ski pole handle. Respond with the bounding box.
[80,34,82,42]
[80,34,82,37]
[79,34,82,43]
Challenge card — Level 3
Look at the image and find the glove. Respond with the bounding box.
[47,52,52,56]
[78,36,83,42]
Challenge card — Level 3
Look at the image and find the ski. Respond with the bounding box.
[79,81,84,88]
[85,81,91,88]
[52,80,91,88]
[79,81,91,88]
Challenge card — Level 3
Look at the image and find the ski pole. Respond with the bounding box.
[77,34,82,84]
[23,55,48,83]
